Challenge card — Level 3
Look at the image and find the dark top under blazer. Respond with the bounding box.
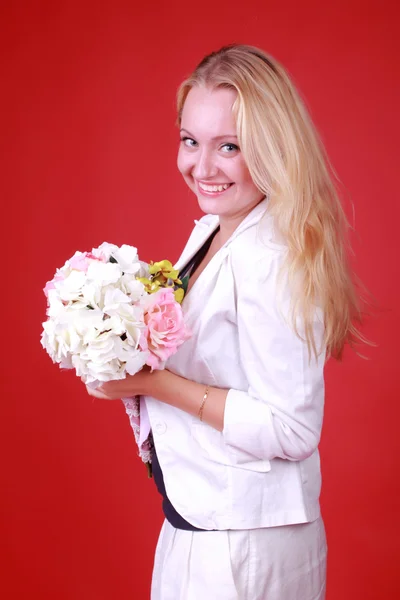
[151,226,220,531]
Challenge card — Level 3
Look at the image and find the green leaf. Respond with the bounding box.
[180,274,189,295]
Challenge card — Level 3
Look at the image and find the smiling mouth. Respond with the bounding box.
[198,182,233,193]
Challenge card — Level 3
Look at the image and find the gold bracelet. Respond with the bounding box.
[198,386,209,422]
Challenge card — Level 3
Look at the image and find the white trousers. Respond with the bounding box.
[151,517,327,600]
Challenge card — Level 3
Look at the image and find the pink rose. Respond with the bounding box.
[142,287,190,370]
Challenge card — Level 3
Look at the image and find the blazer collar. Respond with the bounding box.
[175,197,270,272]
[224,196,270,245]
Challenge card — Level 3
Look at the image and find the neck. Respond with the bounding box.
[217,198,267,245]
[217,220,239,246]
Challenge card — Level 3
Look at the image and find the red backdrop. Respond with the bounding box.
[1,1,399,598]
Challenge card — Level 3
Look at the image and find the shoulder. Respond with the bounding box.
[228,214,324,330]
[229,212,288,285]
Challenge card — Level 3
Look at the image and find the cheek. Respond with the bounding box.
[232,157,254,187]
[242,170,258,191]
[177,148,192,178]
[235,160,263,198]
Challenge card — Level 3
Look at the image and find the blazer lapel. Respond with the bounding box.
[174,216,220,273]
[174,197,270,281]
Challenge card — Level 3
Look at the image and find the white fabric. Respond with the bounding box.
[151,517,327,600]
[143,198,326,530]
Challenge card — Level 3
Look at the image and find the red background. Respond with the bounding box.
[1,1,399,598]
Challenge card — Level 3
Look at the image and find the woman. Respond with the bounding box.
[85,45,367,599]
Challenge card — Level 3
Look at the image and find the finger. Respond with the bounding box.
[97,382,113,395]
[85,385,109,400]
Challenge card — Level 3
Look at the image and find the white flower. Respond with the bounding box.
[102,288,145,327]
[137,260,151,279]
[125,318,144,347]
[116,341,148,376]
[92,242,119,261]
[103,287,133,315]
[111,244,141,274]
[41,318,83,364]
[41,242,157,387]
[55,270,86,301]
[72,354,124,383]
[72,308,106,337]
[120,274,146,302]
[82,314,125,344]
[79,282,102,309]
[86,261,122,285]
[45,290,66,318]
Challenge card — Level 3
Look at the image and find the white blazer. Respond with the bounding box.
[144,198,326,530]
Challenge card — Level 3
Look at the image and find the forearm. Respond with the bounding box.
[145,369,228,432]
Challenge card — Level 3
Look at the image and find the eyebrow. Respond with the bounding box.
[180,128,238,141]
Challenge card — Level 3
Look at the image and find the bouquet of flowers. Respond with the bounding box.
[40,242,190,473]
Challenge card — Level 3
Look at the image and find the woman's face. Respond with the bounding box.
[177,86,264,220]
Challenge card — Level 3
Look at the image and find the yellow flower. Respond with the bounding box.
[174,288,184,304]
[136,277,161,294]
[149,260,182,285]
[137,259,186,301]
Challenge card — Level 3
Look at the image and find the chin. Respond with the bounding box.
[195,195,226,216]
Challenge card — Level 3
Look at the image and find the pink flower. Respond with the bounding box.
[68,251,105,272]
[43,272,65,298]
[43,252,106,298]
[143,288,190,370]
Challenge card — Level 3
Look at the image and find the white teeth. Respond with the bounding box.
[199,182,231,192]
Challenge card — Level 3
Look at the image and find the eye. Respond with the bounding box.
[181,136,198,148]
[220,143,239,153]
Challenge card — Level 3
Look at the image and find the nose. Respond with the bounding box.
[193,148,218,180]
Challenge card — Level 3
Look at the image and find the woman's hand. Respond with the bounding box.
[82,368,154,400]
[82,367,227,432]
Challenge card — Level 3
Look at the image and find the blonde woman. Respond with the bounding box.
[85,45,367,599]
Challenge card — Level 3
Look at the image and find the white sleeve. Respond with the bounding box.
[222,253,326,462]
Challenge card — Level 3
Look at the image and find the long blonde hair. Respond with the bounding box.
[177,44,371,361]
